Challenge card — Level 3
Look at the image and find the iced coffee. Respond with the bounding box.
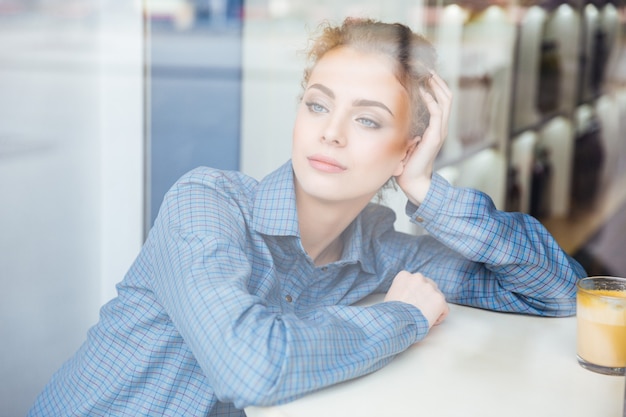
[576,276,626,376]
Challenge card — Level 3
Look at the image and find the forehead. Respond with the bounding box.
[307,47,408,102]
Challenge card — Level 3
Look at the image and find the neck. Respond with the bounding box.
[296,187,372,266]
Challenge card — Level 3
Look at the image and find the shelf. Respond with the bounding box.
[540,174,626,255]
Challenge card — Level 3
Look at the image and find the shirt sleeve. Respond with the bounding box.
[400,172,586,317]
[145,170,430,408]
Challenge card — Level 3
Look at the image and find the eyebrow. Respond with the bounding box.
[307,83,394,117]
[353,99,394,116]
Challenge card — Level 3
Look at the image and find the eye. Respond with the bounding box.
[356,117,380,129]
[305,101,327,114]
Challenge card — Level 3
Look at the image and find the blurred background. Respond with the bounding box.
[1,0,625,415]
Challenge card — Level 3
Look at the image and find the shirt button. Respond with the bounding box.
[285,295,293,303]
[321,266,328,272]
[415,216,424,223]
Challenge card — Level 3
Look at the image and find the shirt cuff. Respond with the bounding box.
[383,301,431,343]
[405,172,449,225]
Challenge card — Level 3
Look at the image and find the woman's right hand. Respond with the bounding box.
[395,72,452,206]
[384,270,449,328]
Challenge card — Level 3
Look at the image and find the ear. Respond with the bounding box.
[393,136,421,177]
[403,136,421,163]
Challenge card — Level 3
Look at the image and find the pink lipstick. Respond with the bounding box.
[307,154,347,173]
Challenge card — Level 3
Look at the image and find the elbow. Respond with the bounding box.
[216,366,291,409]
[517,293,576,317]
[207,319,297,408]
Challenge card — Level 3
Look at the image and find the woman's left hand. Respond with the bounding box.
[396,72,452,205]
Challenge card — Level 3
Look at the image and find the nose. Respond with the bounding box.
[321,133,342,145]
[321,113,346,146]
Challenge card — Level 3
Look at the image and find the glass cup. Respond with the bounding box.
[576,276,626,376]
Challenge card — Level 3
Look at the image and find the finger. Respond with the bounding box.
[423,276,440,290]
[429,72,452,100]
[428,74,452,115]
[420,88,442,121]
[419,89,445,144]
[433,306,449,326]
[425,76,451,139]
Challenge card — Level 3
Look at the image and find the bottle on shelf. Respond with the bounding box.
[530,146,553,219]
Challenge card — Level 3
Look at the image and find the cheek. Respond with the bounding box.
[292,113,307,147]
[374,134,410,160]
[293,108,315,141]
[373,137,412,174]
[392,136,410,154]
[354,140,404,178]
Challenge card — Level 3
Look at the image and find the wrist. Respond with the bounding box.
[401,177,432,206]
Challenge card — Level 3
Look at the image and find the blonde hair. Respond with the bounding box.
[302,17,438,138]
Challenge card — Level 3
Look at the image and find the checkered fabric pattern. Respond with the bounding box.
[28,161,585,416]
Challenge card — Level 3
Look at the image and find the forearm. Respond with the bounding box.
[218,301,428,407]
[162,279,427,407]
[407,173,585,316]
[149,232,428,408]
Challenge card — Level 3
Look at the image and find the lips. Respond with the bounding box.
[307,154,347,173]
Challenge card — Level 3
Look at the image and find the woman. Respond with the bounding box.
[29,18,585,417]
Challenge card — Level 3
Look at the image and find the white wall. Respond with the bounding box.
[99,5,145,304]
[0,4,143,416]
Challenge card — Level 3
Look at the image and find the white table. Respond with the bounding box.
[245,297,625,417]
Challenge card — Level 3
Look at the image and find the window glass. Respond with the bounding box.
[147,0,244,226]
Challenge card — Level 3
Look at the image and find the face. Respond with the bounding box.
[292,46,415,206]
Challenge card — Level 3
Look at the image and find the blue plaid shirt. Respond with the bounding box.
[29,161,585,416]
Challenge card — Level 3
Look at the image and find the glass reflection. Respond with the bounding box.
[147,0,244,226]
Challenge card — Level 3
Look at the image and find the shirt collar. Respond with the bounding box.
[337,213,377,274]
[251,160,377,274]
[251,160,300,237]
